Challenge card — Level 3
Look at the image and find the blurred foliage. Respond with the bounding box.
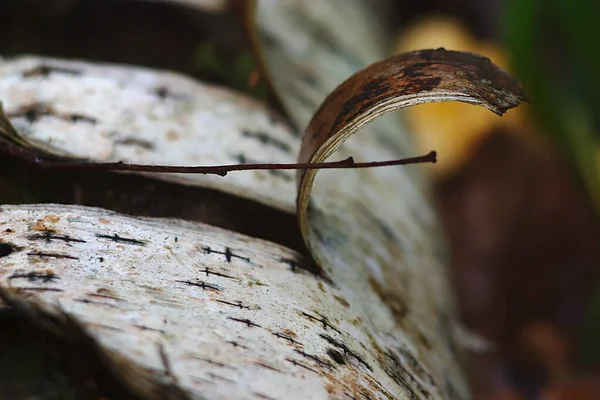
[501,0,600,366]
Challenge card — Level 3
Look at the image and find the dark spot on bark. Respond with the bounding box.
[294,349,334,370]
[330,76,392,135]
[417,330,431,350]
[22,65,81,78]
[8,272,59,283]
[403,62,433,79]
[155,87,170,99]
[24,108,43,123]
[326,348,346,365]
[115,137,156,150]
[8,104,97,124]
[69,114,97,124]
[0,242,17,257]
[28,231,86,244]
[176,280,221,292]
[95,233,146,246]
[402,77,442,94]
[153,87,185,100]
[383,350,431,399]
[368,276,409,321]
[227,317,261,328]
[28,251,79,260]
[419,50,433,61]
[241,130,291,153]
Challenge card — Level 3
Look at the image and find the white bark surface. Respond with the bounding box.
[0,204,439,400]
[0,56,298,213]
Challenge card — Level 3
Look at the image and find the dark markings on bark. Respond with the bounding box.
[98,257,104,262]
[272,332,302,346]
[8,271,59,283]
[7,103,97,124]
[95,233,146,246]
[227,317,261,328]
[328,76,392,139]
[285,358,318,374]
[89,322,126,332]
[383,350,432,400]
[22,65,81,78]
[241,130,292,153]
[300,311,341,334]
[279,257,298,272]
[359,391,374,400]
[202,245,254,265]
[73,298,118,308]
[254,362,284,374]
[227,340,249,349]
[200,267,235,280]
[206,373,234,383]
[0,242,19,257]
[319,334,372,371]
[139,284,163,292]
[158,342,177,382]
[192,356,233,369]
[190,375,213,385]
[278,257,335,285]
[176,280,221,292]
[326,348,347,365]
[344,390,374,400]
[19,287,64,292]
[310,120,327,141]
[28,231,86,244]
[27,251,79,260]
[233,154,293,181]
[86,292,124,302]
[396,346,435,386]
[216,299,250,309]
[154,87,185,100]
[133,324,166,333]
[253,392,277,400]
[115,137,156,150]
[293,349,334,370]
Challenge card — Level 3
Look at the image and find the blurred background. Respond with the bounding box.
[1,0,599,398]
[385,0,600,398]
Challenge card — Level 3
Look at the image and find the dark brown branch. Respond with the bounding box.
[24,151,436,176]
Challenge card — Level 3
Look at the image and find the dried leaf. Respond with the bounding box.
[297,48,527,235]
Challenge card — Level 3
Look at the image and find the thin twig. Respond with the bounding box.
[24,151,436,176]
